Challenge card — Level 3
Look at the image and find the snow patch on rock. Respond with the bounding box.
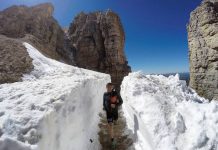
[121,72,218,150]
[0,43,110,150]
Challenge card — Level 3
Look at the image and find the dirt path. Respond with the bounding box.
[98,110,134,150]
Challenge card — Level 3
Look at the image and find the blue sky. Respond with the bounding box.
[0,0,202,74]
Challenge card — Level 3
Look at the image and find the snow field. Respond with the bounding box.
[121,72,218,150]
[0,43,110,150]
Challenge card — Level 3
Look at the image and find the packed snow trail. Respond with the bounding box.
[98,110,134,150]
[0,43,110,150]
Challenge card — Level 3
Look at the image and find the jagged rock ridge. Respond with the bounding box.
[0,4,130,89]
[68,10,131,90]
[187,0,218,100]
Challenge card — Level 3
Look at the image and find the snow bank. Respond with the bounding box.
[0,43,110,150]
[121,72,218,150]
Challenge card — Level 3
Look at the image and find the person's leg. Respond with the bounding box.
[107,111,114,140]
[113,109,118,125]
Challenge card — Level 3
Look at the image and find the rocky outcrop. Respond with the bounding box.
[68,10,131,90]
[0,3,75,65]
[0,4,130,88]
[187,0,218,100]
[0,35,33,83]
[0,3,75,83]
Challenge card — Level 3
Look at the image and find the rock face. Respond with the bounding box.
[0,3,75,83]
[187,0,218,100]
[0,3,130,88]
[68,11,131,90]
[0,3,75,65]
[0,35,33,83]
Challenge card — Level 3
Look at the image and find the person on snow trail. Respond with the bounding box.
[103,83,123,146]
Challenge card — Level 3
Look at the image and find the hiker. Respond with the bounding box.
[103,83,123,146]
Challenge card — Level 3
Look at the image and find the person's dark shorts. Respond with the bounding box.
[106,108,118,123]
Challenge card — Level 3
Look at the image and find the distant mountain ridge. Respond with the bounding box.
[161,72,190,84]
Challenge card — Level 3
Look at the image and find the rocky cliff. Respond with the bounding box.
[68,11,131,91]
[0,3,75,62]
[0,3,74,83]
[0,4,130,89]
[187,0,218,100]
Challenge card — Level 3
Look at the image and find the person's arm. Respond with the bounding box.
[103,93,106,110]
[103,93,108,110]
[117,94,123,106]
